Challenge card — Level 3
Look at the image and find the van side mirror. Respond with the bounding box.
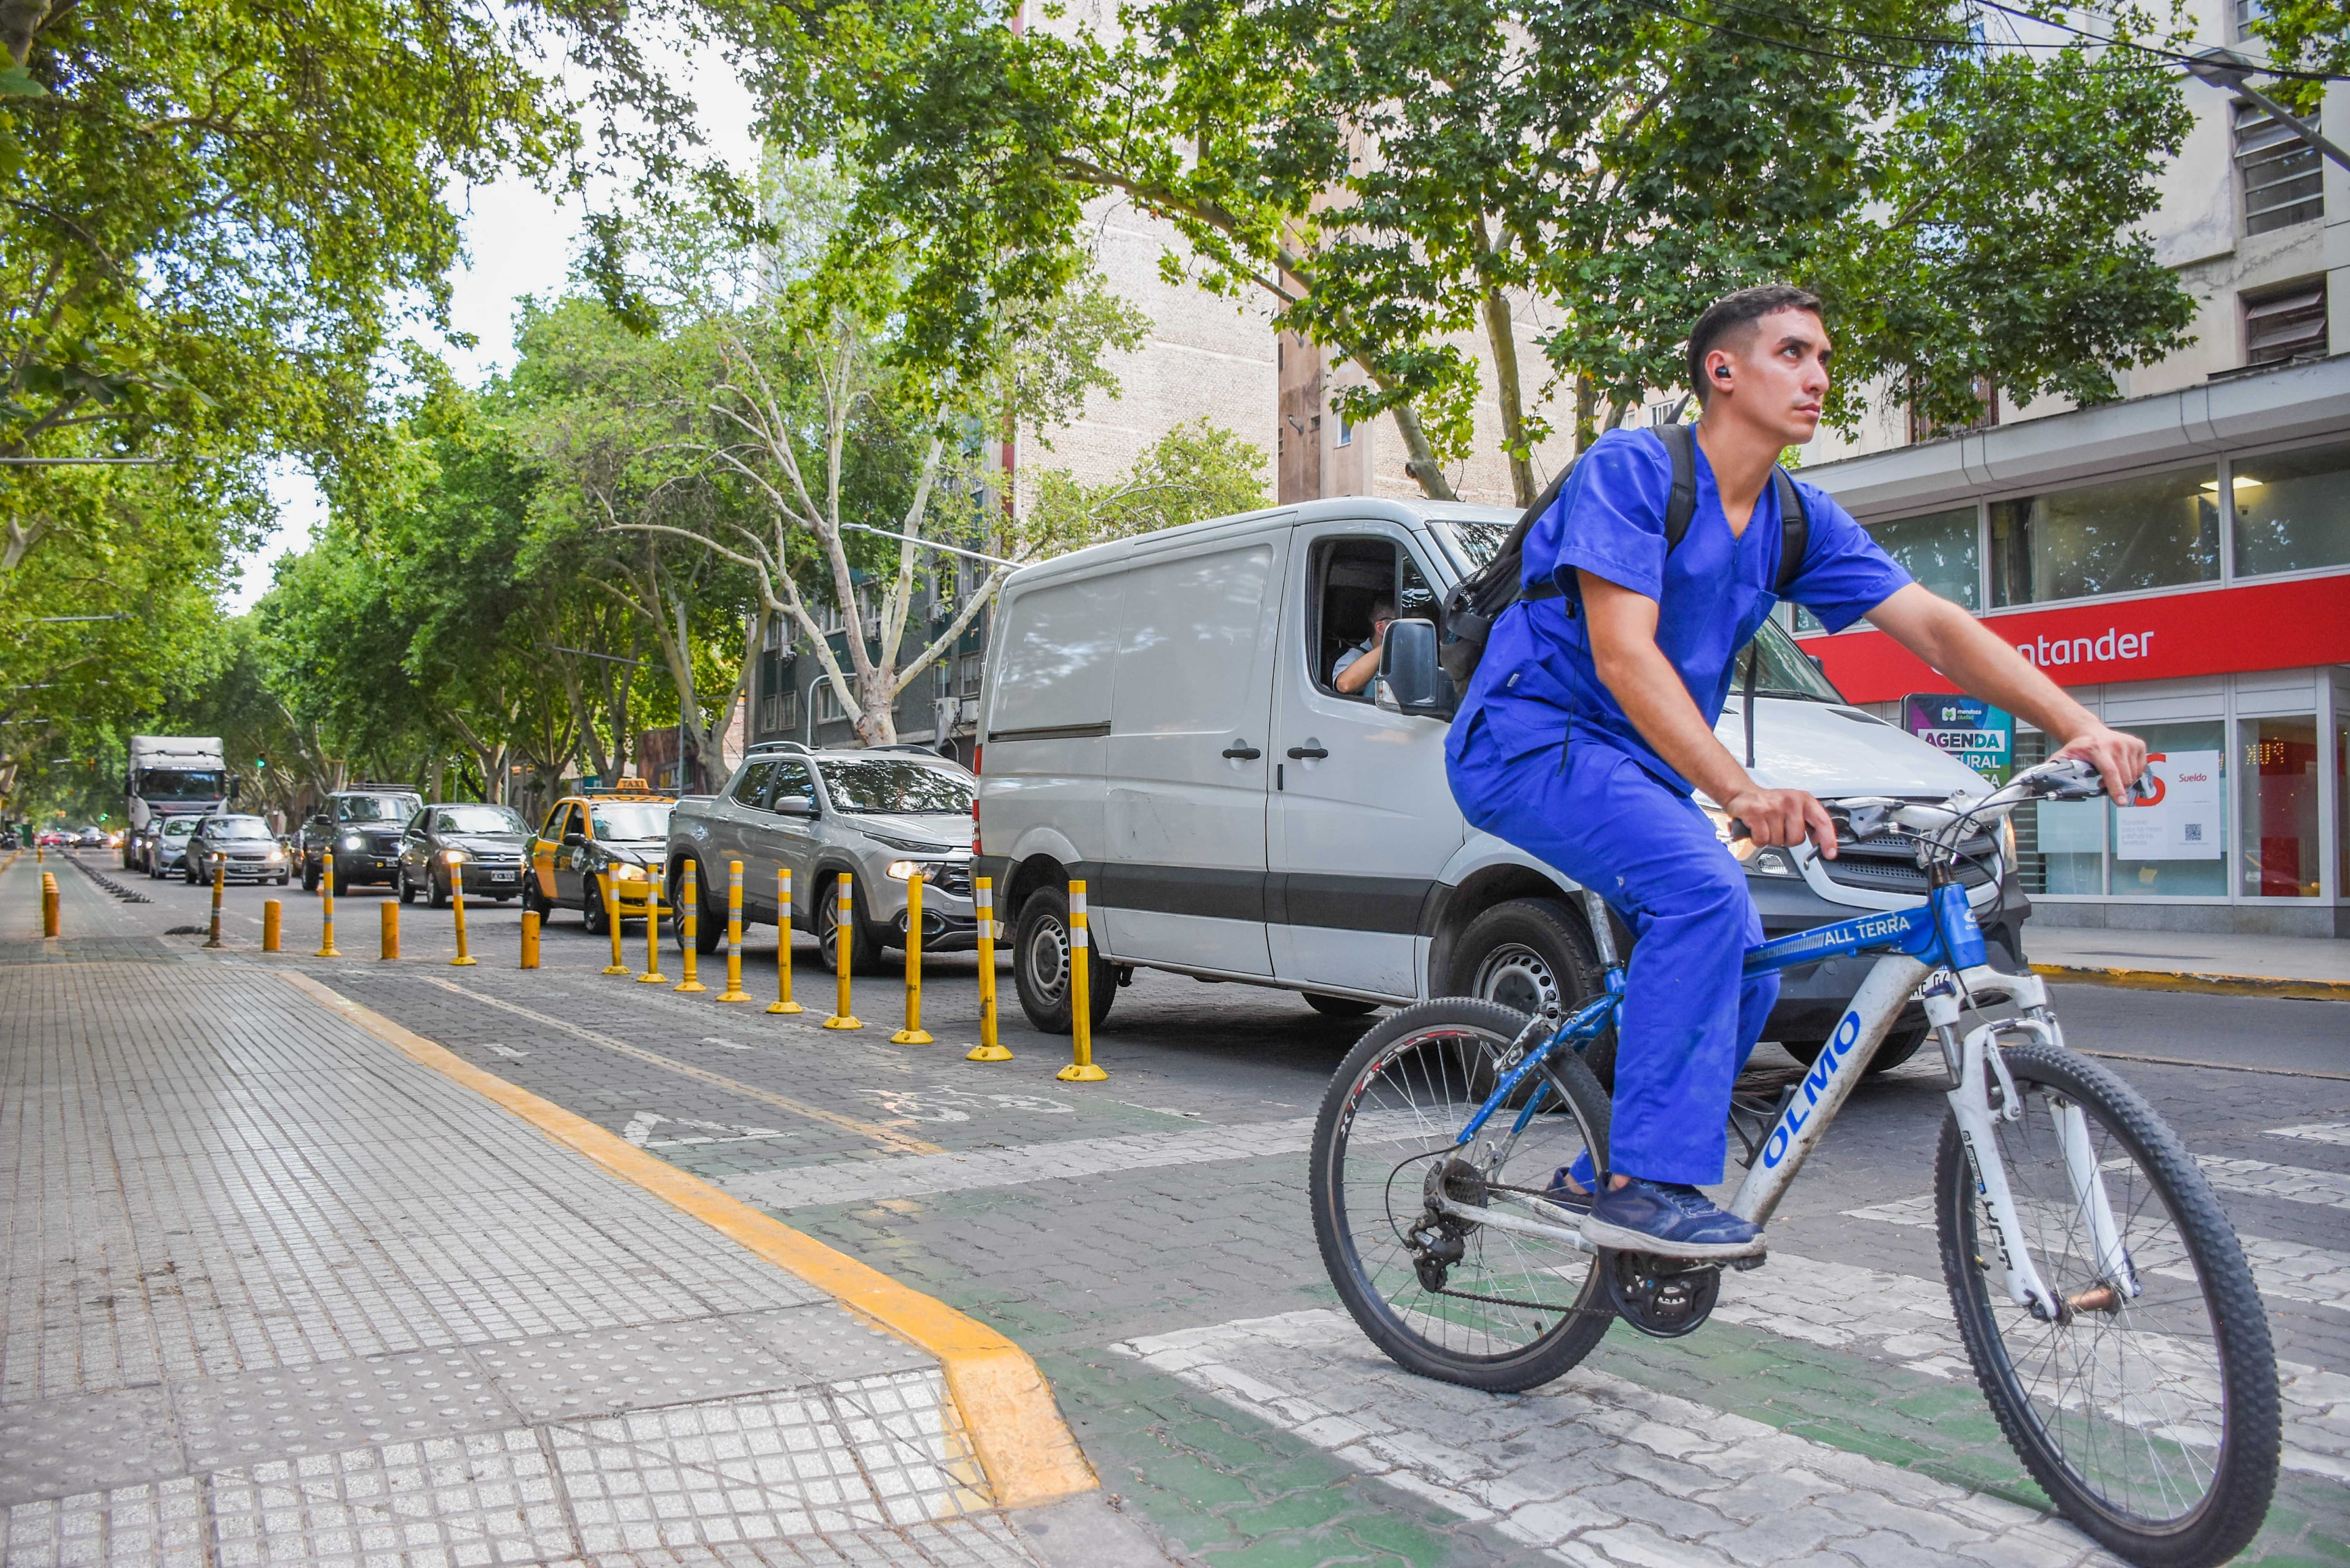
[1375,618,1455,718]
[1806,653,1828,677]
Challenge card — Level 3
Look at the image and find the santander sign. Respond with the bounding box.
[1801,573,2350,704]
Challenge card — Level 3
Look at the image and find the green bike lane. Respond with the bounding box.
[98,865,2350,1566]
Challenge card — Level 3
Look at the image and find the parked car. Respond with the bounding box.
[398,803,532,906]
[667,743,977,965]
[295,786,425,893]
[522,782,677,935]
[146,816,201,879]
[183,814,291,885]
[76,825,106,848]
[972,495,2026,1060]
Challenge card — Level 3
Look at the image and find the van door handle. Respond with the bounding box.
[1285,743,1328,761]
[1221,741,1262,760]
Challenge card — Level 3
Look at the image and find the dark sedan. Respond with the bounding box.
[183,815,292,885]
[397,803,532,906]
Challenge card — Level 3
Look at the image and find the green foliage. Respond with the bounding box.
[2248,0,2347,113]
[728,0,2198,495]
[1024,419,1270,550]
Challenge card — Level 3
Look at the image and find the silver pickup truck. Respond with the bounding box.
[666,741,981,968]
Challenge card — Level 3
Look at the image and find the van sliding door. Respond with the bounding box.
[1098,532,1287,976]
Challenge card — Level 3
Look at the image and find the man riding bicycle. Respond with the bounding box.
[1445,284,2149,1260]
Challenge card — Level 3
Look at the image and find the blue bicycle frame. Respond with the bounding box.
[1453,880,1994,1225]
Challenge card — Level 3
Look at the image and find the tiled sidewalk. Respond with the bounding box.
[0,874,1073,1566]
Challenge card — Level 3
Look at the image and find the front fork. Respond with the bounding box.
[1927,973,2138,1319]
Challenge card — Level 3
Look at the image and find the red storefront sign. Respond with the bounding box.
[1800,572,2350,705]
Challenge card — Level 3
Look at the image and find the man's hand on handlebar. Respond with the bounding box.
[2053,723,2151,806]
[1723,787,1839,859]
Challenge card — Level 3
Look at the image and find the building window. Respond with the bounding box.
[2235,0,2266,36]
[757,689,799,734]
[2111,721,2228,898]
[2236,101,2322,234]
[2242,277,2328,367]
[1335,415,1353,447]
[815,679,846,725]
[762,612,790,651]
[2231,439,2350,576]
[956,650,984,698]
[2241,716,2320,897]
[1989,467,2218,607]
[1905,379,1998,446]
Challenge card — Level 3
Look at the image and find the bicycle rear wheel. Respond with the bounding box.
[1310,997,1614,1392]
[1935,1042,2278,1568]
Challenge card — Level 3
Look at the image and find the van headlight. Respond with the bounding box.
[1700,806,1759,864]
[2000,815,2017,869]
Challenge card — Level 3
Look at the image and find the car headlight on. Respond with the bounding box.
[1700,805,1759,864]
[443,849,466,866]
[885,860,919,881]
[265,849,284,863]
[342,834,364,851]
[611,862,647,882]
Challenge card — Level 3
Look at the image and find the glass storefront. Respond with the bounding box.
[2113,721,2227,897]
[1990,466,2219,606]
[2240,716,2321,897]
[2232,442,2350,577]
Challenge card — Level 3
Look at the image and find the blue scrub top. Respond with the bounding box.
[1449,427,1912,796]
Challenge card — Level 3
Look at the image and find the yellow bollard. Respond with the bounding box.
[600,874,630,975]
[204,854,225,948]
[966,876,1011,1061]
[892,872,933,1044]
[448,858,477,967]
[636,872,666,983]
[822,872,863,1029]
[316,851,342,957]
[521,908,540,969]
[767,867,802,1014]
[717,860,750,1002]
[1057,878,1107,1082]
[41,872,59,937]
[674,861,706,993]
[263,898,282,953]
[381,900,399,960]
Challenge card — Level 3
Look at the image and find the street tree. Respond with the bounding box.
[734,0,2197,503]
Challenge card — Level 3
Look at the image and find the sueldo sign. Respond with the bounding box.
[1802,573,2350,704]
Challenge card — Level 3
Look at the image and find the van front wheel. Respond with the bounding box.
[1012,886,1115,1035]
[1450,896,1616,1088]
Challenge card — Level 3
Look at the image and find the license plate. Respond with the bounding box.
[489,870,516,882]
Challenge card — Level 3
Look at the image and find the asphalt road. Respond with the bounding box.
[68,852,2350,1567]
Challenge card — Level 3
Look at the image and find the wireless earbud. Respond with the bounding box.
[1714,366,1731,380]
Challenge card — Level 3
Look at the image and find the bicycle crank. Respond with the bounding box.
[1603,1250,1722,1338]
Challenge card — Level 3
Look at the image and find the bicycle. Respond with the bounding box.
[1309,757,2279,1568]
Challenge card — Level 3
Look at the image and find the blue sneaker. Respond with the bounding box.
[1581,1177,1764,1259]
[1541,1167,1596,1214]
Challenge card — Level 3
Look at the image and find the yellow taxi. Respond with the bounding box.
[521,779,674,933]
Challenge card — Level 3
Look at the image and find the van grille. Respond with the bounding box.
[1818,830,1999,895]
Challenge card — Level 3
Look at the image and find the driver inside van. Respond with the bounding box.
[1332,597,1395,694]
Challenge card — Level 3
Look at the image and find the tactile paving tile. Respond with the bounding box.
[545,1378,985,1557]
[1,1475,207,1567]
[726,1306,937,1388]
[0,1384,183,1506]
[204,1427,574,1567]
[476,1317,813,1424]
[574,1513,1038,1567]
[173,1346,519,1474]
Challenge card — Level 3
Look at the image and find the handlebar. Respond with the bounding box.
[1723,757,2156,860]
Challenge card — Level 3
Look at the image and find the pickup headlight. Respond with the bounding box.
[342,834,364,851]
[884,859,933,881]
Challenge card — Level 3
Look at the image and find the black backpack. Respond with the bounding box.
[1437,422,1810,686]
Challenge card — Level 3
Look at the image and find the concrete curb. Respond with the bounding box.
[2031,961,2350,1004]
[274,966,1103,1514]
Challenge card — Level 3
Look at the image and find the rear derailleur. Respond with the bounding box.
[1407,1156,1488,1291]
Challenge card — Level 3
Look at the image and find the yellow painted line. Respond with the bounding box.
[277,967,1098,1511]
[2033,962,2350,1005]
[419,974,943,1156]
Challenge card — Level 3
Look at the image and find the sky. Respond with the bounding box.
[222,40,760,614]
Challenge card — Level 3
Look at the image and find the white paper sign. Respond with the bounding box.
[2114,750,2222,860]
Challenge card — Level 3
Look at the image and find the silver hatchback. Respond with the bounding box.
[668,744,976,968]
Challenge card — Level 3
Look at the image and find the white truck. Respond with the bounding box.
[124,736,229,871]
[972,496,2026,1076]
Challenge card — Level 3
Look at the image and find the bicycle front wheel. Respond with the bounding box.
[1310,997,1614,1393]
[1936,1042,2278,1568]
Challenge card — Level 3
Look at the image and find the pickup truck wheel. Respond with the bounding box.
[1781,1023,1927,1077]
[811,877,886,973]
[1450,896,1616,1089]
[1011,886,1115,1034]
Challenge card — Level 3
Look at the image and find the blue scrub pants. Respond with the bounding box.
[1449,727,1777,1186]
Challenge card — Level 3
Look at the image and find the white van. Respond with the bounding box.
[972,497,2026,1072]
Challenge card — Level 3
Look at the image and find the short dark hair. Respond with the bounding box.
[1686,284,1823,404]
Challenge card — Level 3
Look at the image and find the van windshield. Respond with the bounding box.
[1736,618,1844,702]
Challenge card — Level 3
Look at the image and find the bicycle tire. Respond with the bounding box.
[1935,1041,2278,1568]
[1311,997,1614,1393]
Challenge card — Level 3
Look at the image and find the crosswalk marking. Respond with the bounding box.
[2268,1122,2350,1147]
[1719,1252,2350,1481]
[1842,1193,2350,1314]
[2194,1155,2350,1212]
